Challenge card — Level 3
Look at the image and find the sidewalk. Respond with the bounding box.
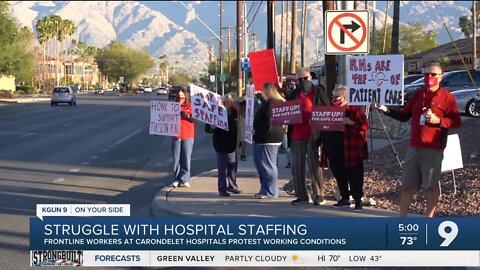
[152,139,409,218]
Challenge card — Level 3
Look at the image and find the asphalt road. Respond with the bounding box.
[0,92,217,270]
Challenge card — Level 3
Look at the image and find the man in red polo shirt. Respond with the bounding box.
[374,62,462,217]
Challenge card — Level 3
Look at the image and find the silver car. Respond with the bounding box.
[51,86,76,106]
[451,89,480,117]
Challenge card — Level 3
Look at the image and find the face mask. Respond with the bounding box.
[177,97,186,103]
[299,80,313,93]
[424,75,439,88]
[332,98,344,106]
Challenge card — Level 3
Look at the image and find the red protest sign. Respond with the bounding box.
[271,99,302,126]
[249,49,279,91]
[311,106,345,131]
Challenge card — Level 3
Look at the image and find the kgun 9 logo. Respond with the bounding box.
[438,221,458,247]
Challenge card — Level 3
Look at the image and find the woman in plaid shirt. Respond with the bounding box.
[323,85,369,211]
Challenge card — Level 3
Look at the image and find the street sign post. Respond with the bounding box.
[325,10,369,55]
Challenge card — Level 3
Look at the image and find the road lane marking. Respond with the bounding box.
[69,169,80,172]
[19,132,35,138]
[53,178,65,183]
[90,156,98,159]
[81,162,90,165]
[64,122,73,127]
[114,127,144,145]
[101,149,109,152]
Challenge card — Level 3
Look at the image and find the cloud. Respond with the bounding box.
[184,1,201,24]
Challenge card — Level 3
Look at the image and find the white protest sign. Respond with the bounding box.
[346,55,404,106]
[149,101,181,136]
[441,134,463,172]
[36,204,130,221]
[189,84,229,131]
[245,85,255,144]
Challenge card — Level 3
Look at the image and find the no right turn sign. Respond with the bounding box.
[325,10,369,55]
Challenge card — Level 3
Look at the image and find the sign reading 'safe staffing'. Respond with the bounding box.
[346,55,404,106]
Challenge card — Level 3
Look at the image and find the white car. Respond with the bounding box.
[156,87,167,95]
[143,86,153,93]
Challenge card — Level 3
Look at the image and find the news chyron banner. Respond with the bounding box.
[31,204,480,267]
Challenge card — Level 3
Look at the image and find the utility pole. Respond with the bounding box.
[315,36,322,62]
[237,0,243,97]
[382,0,390,54]
[372,1,376,55]
[289,0,298,73]
[391,0,400,54]
[286,1,290,71]
[280,1,284,80]
[267,0,275,49]
[222,26,234,90]
[323,0,336,97]
[219,0,224,95]
[474,0,477,70]
[301,0,307,67]
[252,33,257,51]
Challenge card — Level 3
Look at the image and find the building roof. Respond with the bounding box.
[406,37,480,60]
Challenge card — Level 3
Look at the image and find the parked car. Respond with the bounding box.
[156,87,167,95]
[452,89,480,117]
[94,88,104,95]
[168,86,182,100]
[144,86,153,93]
[51,86,76,106]
[404,70,480,103]
[404,74,424,85]
[474,95,480,113]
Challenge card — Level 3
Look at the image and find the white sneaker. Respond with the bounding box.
[179,182,190,188]
[171,181,180,188]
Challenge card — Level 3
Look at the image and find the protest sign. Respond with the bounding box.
[244,85,255,144]
[346,55,404,106]
[149,101,181,136]
[189,84,229,131]
[311,106,345,132]
[441,134,463,172]
[249,49,279,92]
[270,99,302,126]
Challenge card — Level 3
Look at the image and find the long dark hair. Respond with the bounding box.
[176,86,190,104]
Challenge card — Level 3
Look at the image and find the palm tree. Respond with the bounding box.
[58,19,76,84]
[159,55,169,86]
[46,15,63,86]
[36,16,55,91]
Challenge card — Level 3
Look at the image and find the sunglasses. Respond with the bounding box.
[297,76,310,81]
[332,96,344,100]
[425,73,441,77]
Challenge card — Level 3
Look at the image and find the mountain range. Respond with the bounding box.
[8,1,474,74]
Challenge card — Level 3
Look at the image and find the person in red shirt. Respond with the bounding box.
[374,62,462,217]
[288,67,330,205]
[324,85,369,211]
[171,87,195,188]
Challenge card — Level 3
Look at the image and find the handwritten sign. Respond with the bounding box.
[311,106,345,132]
[270,99,302,126]
[189,84,229,131]
[346,54,404,106]
[149,101,181,136]
[249,49,279,92]
[245,85,255,144]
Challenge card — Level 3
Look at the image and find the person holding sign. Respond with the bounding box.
[373,62,462,217]
[205,94,242,197]
[252,82,286,199]
[171,87,195,188]
[289,67,331,206]
[324,85,369,211]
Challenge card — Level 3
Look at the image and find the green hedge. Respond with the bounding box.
[15,85,39,95]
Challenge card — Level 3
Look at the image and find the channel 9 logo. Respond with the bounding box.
[31,250,83,266]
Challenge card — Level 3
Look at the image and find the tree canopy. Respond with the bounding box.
[374,23,438,56]
[0,2,36,82]
[95,41,154,85]
[458,1,480,38]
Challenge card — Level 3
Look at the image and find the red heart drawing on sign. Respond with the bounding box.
[372,72,386,87]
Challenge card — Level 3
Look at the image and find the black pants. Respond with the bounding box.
[327,148,364,202]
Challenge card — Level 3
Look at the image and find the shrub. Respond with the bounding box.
[0,90,15,99]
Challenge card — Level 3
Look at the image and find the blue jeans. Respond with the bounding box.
[253,143,280,198]
[217,151,238,193]
[172,138,194,184]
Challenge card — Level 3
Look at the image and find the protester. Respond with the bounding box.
[288,67,331,206]
[252,82,286,199]
[323,85,369,211]
[205,94,241,196]
[171,87,195,188]
[373,62,462,217]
